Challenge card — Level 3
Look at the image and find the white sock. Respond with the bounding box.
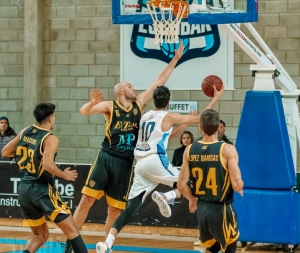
[163,190,176,201]
[105,234,115,249]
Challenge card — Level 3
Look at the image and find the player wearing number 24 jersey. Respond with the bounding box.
[178,109,244,253]
[95,85,224,253]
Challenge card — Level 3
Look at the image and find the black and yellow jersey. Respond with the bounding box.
[15,125,56,185]
[101,100,142,159]
[187,141,234,204]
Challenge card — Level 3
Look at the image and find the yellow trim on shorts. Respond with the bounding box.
[48,184,71,221]
[23,216,46,227]
[82,186,105,200]
[222,204,240,248]
[85,152,99,185]
[49,208,71,222]
[200,238,216,248]
[123,166,134,201]
[106,195,126,210]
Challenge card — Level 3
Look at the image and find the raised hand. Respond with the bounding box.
[174,41,184,60]
[63,167,78,181]
[90,88,105,105]
[212,84,224,100]
[189,109,197,116]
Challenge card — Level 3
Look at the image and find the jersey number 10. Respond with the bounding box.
[141,122,155,141]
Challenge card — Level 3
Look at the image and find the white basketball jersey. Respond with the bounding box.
[134,110,173,158]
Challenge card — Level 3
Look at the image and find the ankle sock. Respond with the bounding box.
[105,234,115,248]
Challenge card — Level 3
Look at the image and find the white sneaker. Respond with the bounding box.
[194,241,200,246]
[152,191,171,218]
[96,242,112,253]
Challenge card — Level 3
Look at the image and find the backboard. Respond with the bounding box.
[112,0,258,24]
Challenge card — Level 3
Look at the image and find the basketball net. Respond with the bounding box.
[147,0,188,44]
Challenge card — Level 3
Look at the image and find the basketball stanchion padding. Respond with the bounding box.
[146,0,188,44]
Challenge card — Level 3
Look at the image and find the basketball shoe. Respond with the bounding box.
[152,191,171,217]
[96,242,112,253]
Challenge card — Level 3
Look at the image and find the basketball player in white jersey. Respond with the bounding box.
[96,85,224,253]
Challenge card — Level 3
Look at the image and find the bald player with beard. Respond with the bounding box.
[63,43,184,253]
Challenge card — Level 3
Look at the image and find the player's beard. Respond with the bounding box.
[124,91,137,102]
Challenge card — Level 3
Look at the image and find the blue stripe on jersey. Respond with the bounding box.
[157,132,174,175]
[158,153,174,176]
[156,132,169,155]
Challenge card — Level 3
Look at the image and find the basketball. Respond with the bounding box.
[201,75,223,97]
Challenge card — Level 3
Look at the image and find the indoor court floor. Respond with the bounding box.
[0,229,297,253]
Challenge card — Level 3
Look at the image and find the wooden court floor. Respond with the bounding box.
[0,230,298,253]
[0,219,298,253]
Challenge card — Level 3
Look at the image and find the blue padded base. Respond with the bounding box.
[236,91,295,190]
[233,189,300,244]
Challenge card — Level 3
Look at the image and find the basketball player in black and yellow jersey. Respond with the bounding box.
[1,103,88,253]
[178,109,244,253]
[61,42,185,253]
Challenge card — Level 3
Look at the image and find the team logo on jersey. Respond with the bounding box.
[32,129,37,133]
[133,108,138,115]
[202,146,208,150]
[126,114,130,117]
[116,110,120,117]
[89,180,96,187]
[117,134,135,150]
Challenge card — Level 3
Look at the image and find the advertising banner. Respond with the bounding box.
[0,162,198,228]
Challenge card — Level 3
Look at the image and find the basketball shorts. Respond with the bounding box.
[197,200,240,251]
[128,154,179,202]
[18,181,70,227]
[82,150,134,210]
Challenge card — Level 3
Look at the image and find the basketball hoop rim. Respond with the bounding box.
[146,0,189,18]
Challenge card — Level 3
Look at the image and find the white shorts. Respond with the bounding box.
[128,154,179,202]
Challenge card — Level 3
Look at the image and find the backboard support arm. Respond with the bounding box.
[220,23,300,174]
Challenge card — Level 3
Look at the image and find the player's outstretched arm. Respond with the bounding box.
[223,144,244,196]
[178,145,198,213]
[79,88,110,115]
[136,42,184,108]
[204,84,224,111]
[43,135,78,181]
[169,110,197,140]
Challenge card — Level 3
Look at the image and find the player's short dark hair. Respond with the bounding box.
[153,86,171,109]
[200,109,220,136]
[220,119,225,127]
[33,103,56,123]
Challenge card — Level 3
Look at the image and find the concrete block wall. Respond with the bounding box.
[43,0,118,163]
[0,0,24,133]
[0,0,300,168]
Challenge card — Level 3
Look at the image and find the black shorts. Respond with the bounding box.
[82,150,134,210]
[18,181,70,227]
[197,200,239,251]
